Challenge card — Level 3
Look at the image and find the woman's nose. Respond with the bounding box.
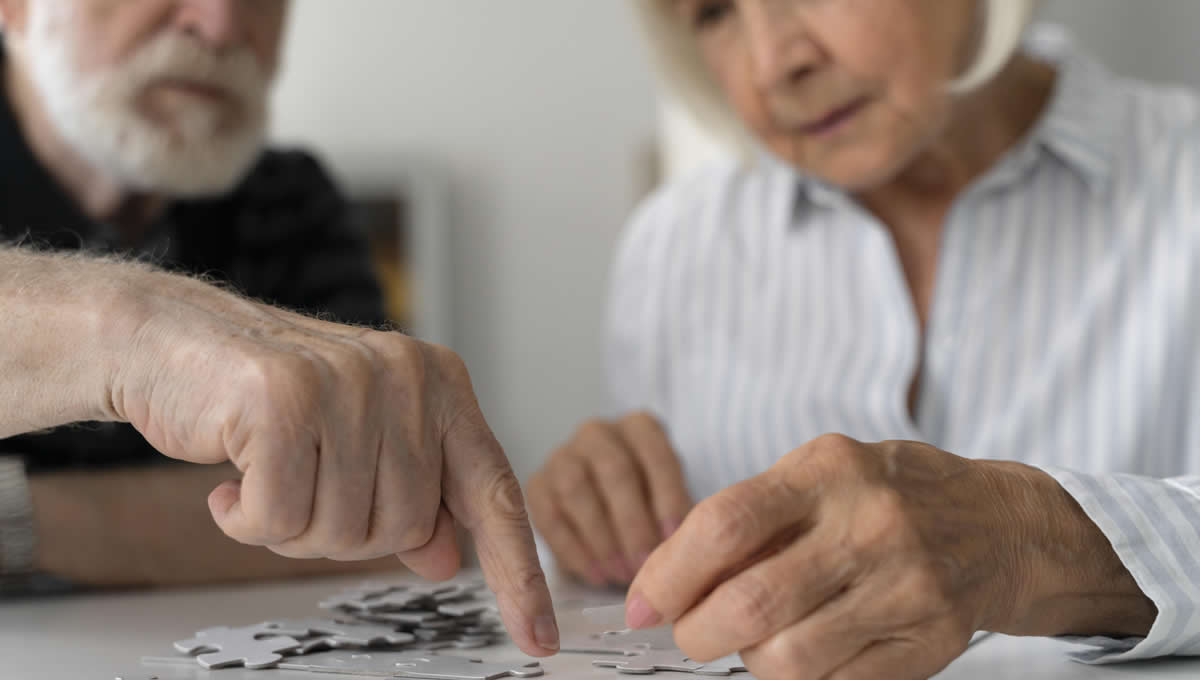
[740,0,820,88]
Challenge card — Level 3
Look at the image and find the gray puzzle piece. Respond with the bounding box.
[320,583,406,611]
[560,632,645,656]
[360,587,455,612]
[562,628,678,657]
[593,651,749,676]
[594,651,705,675]
[278,618,416,649]
[278,650,543,679]
[688,654,748,676]
[357,610,444,626]
[173,623,306,669]
[601,628,680,651]
[114,665,224,680]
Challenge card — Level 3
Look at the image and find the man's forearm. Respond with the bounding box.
[0,246,144,439]
[30,462,401,586]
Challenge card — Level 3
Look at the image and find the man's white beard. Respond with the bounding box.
[19,3,271,197]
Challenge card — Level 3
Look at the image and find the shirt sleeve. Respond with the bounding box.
[1029,118,1200,664]
[1035,468,1200,663]
[604,187,678,419]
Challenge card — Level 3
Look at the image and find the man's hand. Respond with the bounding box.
[624,435,1156,680]
[96,270,557,656]
[528,412,693,586]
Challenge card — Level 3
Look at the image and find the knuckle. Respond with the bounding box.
[379,334,431,386]
[482,470,531,525]
[811,432,857,454]
[427,342,469,383]
[857,488,911,546]
[504,561,552,600]
[802,433,863,472]
[574,419,614,445]
[552,458,593,498]
[720,574,780,640]
[592,450,641,487]
[694,491,761,553]
[624,410,660,430]
[239,353,317,401]
[760,633,818,676]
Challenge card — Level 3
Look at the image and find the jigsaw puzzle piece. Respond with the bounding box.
[559,632,645,656]
[600,628,679,651]
[277,618,416,648]
[319,583,406,611]
[689,654,748,676]
[593,650,705,675]
[278,650,543,680]
[173,623,306,669]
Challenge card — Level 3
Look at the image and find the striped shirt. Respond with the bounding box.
[606,27,1200,663]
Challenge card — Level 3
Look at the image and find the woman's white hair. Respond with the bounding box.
[632,0,1038,152]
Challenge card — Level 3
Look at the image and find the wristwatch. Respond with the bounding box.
[0,457,36,576]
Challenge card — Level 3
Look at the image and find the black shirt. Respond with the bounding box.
[0,52,387,473]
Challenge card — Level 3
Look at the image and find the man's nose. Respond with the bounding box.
[740,0,820,89]
[173,0,243,49]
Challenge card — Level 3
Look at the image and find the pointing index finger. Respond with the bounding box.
[441,407,559,657]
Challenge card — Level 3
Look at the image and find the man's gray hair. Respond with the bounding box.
[632,0,1038,154]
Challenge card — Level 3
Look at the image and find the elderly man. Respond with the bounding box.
[0,0,558,657]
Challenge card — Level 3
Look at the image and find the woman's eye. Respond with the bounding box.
[691,0,734,30]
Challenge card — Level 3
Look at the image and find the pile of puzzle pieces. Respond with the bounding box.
[129,579,753,679]
[137,579,540,678]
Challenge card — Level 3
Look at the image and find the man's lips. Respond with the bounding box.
[794,96,872,136]
[151,78,232,103]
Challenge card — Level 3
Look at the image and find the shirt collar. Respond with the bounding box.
[781,24,1123,217]
[1022,24,1122,189]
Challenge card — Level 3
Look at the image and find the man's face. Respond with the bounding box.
[4,0,289,196]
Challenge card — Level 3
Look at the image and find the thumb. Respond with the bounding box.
[396,504,462,581]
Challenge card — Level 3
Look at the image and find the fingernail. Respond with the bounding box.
[626,593,662,629]
[660,518,681,539]
[535,614,560,651]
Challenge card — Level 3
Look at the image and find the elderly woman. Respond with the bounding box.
[528,0,1200,677]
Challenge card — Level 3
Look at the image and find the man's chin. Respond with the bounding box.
[104,139,265,198]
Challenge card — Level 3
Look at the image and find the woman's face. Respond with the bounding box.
[674,0,977,190]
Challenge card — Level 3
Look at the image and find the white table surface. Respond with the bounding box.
[2,570,1197,680]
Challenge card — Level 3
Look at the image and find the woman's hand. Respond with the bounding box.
[624,434,1155,680]
[528,412,694,586]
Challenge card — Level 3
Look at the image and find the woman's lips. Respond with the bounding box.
[796,96,872,136]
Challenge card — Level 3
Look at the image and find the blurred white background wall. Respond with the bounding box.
[270,0,657,479]
[270,0,1200,479]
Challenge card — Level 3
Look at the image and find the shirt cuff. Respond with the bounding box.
[1036,465,1200,663]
